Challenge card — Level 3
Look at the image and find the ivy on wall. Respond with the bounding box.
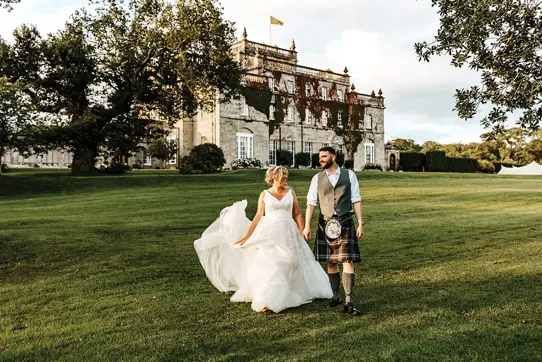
[242,71,372,162]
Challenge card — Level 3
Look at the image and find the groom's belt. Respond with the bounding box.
[320,212,353,221]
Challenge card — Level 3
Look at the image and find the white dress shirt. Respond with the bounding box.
[306,167,361,207]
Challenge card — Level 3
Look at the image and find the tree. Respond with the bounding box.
[386,138,421,152]
[421,140,441,153]
[0,0,242,173]
[0,0,20,12]
[0,78,31,175]
[147,138,177,168]
[416,1,542,132]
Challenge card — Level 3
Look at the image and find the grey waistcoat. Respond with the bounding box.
[317,169,352,218]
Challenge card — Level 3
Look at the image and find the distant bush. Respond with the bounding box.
[276,149,293,167]
[96,163,132,174]
[426,151,447,172]
[478,160,495,173]
[344,159,354,170]
[311,153,319,168]
[400,152,426,172]
[295,152,311,167]
[447,157,479,173]
[363,163,383,171]
[179,143,225,174]
[1,163,8,173]
[231,157,262,169]
[336,152,345,167]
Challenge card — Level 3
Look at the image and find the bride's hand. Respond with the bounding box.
[302,228,311,240]
[234,237,246,246]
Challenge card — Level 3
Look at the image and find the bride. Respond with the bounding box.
[194,166,332,313]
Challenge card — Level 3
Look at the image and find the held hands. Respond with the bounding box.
[302,227,312,240]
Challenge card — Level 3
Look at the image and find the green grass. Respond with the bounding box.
[1,169,541,361]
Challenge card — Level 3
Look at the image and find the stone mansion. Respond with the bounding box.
[173,31,387,171]
[1,31,394,171]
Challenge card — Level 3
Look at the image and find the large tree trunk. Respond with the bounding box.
[71,144,97,174]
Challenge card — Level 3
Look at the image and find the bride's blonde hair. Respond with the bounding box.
[265,166,289,186]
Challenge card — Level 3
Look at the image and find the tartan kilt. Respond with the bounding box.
[313,213,361,263]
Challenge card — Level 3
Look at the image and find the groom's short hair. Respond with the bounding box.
[319,146,336,155]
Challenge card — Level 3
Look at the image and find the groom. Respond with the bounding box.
[303,146,365,316]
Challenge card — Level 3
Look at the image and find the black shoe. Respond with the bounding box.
[326,298,342,308]
[343,303,361,316]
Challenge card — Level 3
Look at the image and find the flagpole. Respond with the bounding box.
[269,21,272,45]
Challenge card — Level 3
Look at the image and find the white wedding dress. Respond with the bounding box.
[194,189,332,312]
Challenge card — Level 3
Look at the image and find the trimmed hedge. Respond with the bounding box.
[447,157,479,173]
[276,149,293,166]
[426,151,447,172]
[336,152,345,167]
[295,152,311,167]
[400,152,426,171]
[311,153,319,168]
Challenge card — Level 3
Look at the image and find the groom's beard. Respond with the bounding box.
[321,160,333,169]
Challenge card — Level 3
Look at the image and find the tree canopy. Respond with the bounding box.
[416,1,542,133]
[0,0,242,173]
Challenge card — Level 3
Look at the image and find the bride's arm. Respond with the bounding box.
[234,192,265,245]
[291,190,304,234]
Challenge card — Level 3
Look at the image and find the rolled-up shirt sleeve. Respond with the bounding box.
[306,174,319,206]
[349,170,362,203]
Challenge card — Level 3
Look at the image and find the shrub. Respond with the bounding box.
[276,149,293,166]
[311,153,319,168]
[295,152,311,167]
[179,143,225,174]
[363,163,383,171]
[231,157,262,169]
[478,160,495,173]
[344,159,354,170]
[1,163,8,173]
[400,152,426,171]
[426,151,447,172]
[96,163,131,174]
[447,157,479,173]
[336,152,345,167]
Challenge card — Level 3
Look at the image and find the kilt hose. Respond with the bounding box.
[313,213,361,263]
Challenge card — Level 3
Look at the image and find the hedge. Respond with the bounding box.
[399,152,426,171]
[426,151,447,172]
[276,149,293,166]
[295,152,311,167]
[447,157,479,173]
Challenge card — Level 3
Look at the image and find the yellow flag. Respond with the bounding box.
[270,16,284,26]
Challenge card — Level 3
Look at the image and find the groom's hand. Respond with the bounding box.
[356,225,365,239]
[302,227,311,240]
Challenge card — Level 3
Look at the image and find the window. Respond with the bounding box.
[269,139,278,166]
[237,133,254,159]
[365,143,375,164]
[337,89,343,101]
[322,110,328,126]
[287,140,296,166]
[144,155,152,166]
[269,78,275,91]
[322,87,327,100]
[365,114,373,130]
[269,104,275,120]
[288,106,295,122]
[304,141,312,154]
[322,143,329,148]
[337,111,343,127]
[287,80,294,93]
[305,83,311,97]
[305,109,312,124]
[241,97,248,116]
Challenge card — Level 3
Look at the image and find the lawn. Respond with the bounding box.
[0,169,541,361]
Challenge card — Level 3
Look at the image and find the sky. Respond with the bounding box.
[0,0,489,145]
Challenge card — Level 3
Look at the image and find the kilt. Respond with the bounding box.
[313,213,360,263]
